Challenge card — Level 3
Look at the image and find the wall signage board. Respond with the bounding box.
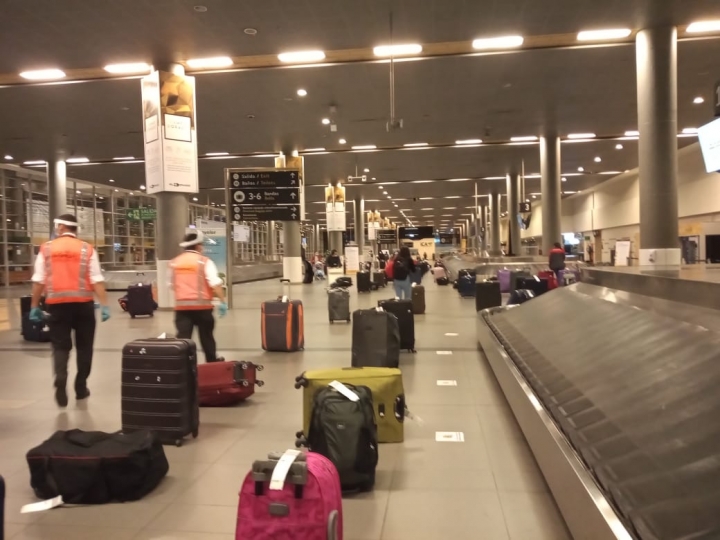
[376,230,397,243]
[226,169,301,222]
[126,207,157,221]
[142,70,199,195]
[519,202,531,213]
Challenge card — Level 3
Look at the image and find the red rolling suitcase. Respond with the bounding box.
[197,361,265,406]
[236,450,343,540]
[537,270,558,290]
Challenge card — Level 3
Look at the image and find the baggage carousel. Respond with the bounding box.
[477,282,720,540]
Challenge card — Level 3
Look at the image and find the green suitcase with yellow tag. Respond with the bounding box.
[295,367,405,443]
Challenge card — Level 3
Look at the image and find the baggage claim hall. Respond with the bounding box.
[2,2,720,539]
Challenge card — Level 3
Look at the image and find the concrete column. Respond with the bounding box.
[490,191,501,256]
[480,205,489,253]
[354,196,365,258]
[506,173,521,256]
[329,231,344,254]
[266,221,276,257]
[47,157,67,237]
[540,134,562,254]
[155,192,189,308]
[636,26,680,265]
[276,155,303,282]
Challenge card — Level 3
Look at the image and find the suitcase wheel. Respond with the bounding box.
[175,439,183,447]
[242,380,250,387]
[295,430,304,439]
[330,320,334,324]
[256,364,264,372]
[256,380,265,387]
[240,362,249,370]
[192,429,199,439]
[130,314,136,319]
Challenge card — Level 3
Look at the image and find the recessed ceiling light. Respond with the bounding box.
[278,50,326,63]
[104,62,152,74]
[371,177,376,180]
[109,179,115,183]
[303,148,325,152]
[682,127,698,134]
[594,156,602,163]
[205,152,229,156]
[383,191,388,195]
[615,144,623,150]
[23,160,46,165]
[694,96,705,104]
[510,136,538,142]
[577,29,632,41]
[297,89,308,97]
[472,35,524,50]
[352,145,376,150]
[20,68,66,80]
[378,186,384,189]
[625,130,639,137]
[192,197,199,202]
[455,139,483,145]
[140,185,146,190]
[339,138,347,145]
[687,20,720,34]
[404,142,428,147]
[66,157,89,163]
[363,168,370,173]
[567,133,596,139]
[321,118,330,125]
[562,177,567,182]
[393,204,398,207]
[373,44,423,57]
[76,190,81,194]
[244,28,258,36]
[187,56,233,69]
[4,155,12,160]
[387,195,391,199]
[578,166,584,172]
[194,5,208,12]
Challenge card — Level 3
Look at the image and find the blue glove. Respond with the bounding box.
[218,302,228,318]
[101,306,111,322]
[29,307,43,323]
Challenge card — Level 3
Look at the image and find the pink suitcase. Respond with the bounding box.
[236,451,343,540]
[432,266,447,281]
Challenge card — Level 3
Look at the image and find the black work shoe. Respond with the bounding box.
[55,386,69,408]
[76,388,91,400]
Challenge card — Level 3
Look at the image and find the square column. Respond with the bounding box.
[506,173,521,256]
[540,135,562,254]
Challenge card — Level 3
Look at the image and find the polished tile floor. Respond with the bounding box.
[0,278,570,539]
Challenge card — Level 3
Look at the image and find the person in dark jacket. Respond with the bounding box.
[326,250,342,268]
[548,242,566,279]
[392,246,416,299]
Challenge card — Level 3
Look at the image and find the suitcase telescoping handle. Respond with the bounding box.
[280,278,291,302]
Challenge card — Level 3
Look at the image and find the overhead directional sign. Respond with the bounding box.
[226,168,301,222]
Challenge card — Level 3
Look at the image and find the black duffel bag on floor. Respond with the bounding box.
[26,429,168,504]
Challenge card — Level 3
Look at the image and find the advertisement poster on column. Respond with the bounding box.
[142,70,199,195]
[188,225,228,289]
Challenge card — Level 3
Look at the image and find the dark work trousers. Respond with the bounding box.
[175,309,218,362]
[46,301,96,394]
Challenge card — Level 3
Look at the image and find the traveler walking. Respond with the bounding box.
[392,247,415,299]
[29,214,110,408]
[170,231,227,362]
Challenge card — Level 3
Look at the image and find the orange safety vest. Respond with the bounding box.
[171,251,214,310]
[43,235,95,304]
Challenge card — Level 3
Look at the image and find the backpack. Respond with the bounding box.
[305,383,378,492]
[393,258,409,280]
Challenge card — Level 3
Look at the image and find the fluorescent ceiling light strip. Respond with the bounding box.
[205,152,229,156]
[20,68,65,80]
[403,142,429,147]
[24,160,46,165]
[351,145,377,150]
[455,139,483,145]
[510,136,538,142]
[113,156,135,160]
[682,127,698,134]
[187,56,233,69]
[373,44,423,57]
[624,130,639,137]
[104,62,151,74]
[278,50,326,63]
[577,28,632,41]
[447,178,469,182]
[66,157,89,163]
[687,20,720,33]
[472,35,524,50]
[567,133,596,139]
[303,148,326,152]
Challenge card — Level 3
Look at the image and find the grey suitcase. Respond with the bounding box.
[351,309,401,368]
[328,288,351,323]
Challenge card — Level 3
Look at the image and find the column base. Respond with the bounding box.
[638,248,681,266]
[156,260,175,309]
[283,256,304,284]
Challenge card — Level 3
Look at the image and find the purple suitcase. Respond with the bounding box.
[559,268,581,285]
[497,269,511,293]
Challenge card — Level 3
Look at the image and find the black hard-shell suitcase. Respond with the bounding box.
[517,276,550,297]
[301,384,378,492]
[476,281,502,311]
[261,279,305,352]
[411,285,426,314]
[121,338,199,446]
[351,309,401,368]
[457,275,475,298]
[20,295,50,342]
[328,288,351,323]
[373,272,387,288]
[509,270,531,293]
[127,283,155,318]
[377,299,416,352]
[26,429,168,504]
[507,289,535,305]
[357,272,373,293]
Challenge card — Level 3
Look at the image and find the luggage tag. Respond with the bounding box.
[21,496,64,513]
[157,332,167,339]
[375,307,384,312]
[404,408,426,427]
[269,449,302,491]
[328,380,360,401]
[281,295,289,303]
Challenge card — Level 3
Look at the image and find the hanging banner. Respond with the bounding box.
[326,185,346,231]
[143,70,199,195]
